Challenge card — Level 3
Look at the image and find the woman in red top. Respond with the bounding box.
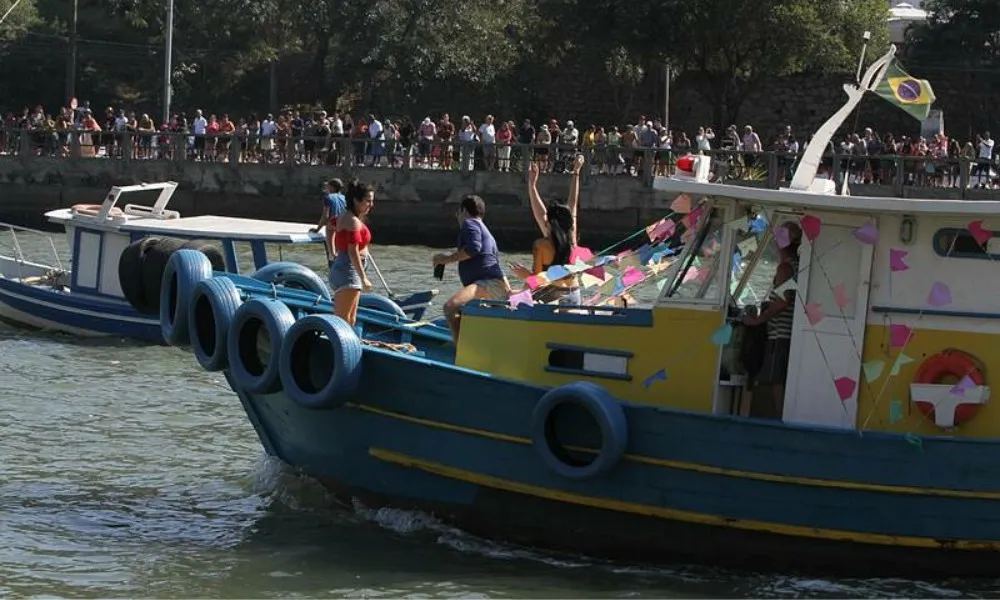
[329,179,375,326]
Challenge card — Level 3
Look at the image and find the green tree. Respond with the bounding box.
[0,0,39,40]
[906,0,1000,65]
[646,0,889,128]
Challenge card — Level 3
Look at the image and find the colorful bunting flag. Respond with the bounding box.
[621,266,645,287]
[889,399,903,424]
[854,222,879,245]
[890,353,914,376]
[711,324,733,346]
[832,283,852,309]
[509,289,534,309]
[569,246,595,264]
[835,377,857,401]
[805,303,825,325]
[800,215,821,241]
[927,282,951,307]
[951,375,976,396]
[889,323,912,348]
[968,220,992,246]
[775,225,791,249]
[863,360,885,383]
[643,368,668,388]
[889,248,909,272]
[670,194,692,214]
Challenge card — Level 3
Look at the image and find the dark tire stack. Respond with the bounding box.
[118,237,225,315]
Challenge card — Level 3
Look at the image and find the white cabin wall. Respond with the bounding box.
[869,214,1000,334]
[99,233,130,297]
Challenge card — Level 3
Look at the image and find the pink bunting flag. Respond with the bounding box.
[584,265,606,280]
[889,248,909,272]
[569,246,595,264]
[670,194,692,214]
[525,275,541,290]
[684,206,706,229]
[804,302,824,325]
[889,323,912,348]
[927,282,952,308]
[799,215,821,241]
[647,219,676,242]
[968,220,992,246]
[621,266,645,287]
[853,222,878,245]
[834,377,857,401]
[832,283,852,309]
[682,267,700,283]
[951,374,976,396]
[508,289,534,309]
[774,225,791,249]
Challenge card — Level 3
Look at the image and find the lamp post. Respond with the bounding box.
[162,0,174,125]
[66,0,77,102]
[663,62,672,132]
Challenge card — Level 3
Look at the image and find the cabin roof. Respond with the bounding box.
[116,215,322,243]
[654,178,1000,217]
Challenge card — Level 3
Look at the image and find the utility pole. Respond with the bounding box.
[66,0,78,103]
[663,63,671,132]
[162,0,174,125]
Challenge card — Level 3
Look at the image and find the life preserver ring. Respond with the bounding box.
[913,349,986,427]
[72,204,124,218]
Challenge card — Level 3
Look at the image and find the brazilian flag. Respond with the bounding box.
[873,59,936,121]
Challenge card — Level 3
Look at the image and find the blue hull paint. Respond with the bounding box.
[217,344,1000,577]
[0,278,161,340]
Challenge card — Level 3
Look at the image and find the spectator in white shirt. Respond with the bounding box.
[479,115,496,170]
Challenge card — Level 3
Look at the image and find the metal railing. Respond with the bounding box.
[0,128,996,197]
[0,220,65,280]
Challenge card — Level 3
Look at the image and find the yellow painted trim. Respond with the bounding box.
[348,403,1000,501]
[369,447,1000,550]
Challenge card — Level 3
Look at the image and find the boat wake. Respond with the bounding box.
[245,455,982,599]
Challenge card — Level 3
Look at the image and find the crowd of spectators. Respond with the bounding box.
[1,102,997,189]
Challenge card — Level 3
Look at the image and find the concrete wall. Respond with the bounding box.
[0,156,992,250]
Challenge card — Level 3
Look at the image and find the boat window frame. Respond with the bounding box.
[654,197,736,309]
[932,227,1000,260]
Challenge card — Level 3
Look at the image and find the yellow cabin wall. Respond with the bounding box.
[455,306,725,413]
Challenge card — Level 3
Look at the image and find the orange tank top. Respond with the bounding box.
[334,224,372,253]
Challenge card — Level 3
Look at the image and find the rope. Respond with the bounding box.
[362,339,418,354]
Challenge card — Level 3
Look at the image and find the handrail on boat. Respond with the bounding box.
[0,220,65,273]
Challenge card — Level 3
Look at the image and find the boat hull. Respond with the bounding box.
[0,277,160,340]
[222,348,1000,578]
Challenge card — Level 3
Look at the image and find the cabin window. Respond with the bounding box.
[545,344,632,381]
[666,208,724,302]
[731,221,777,308]
[932,228,1000,259]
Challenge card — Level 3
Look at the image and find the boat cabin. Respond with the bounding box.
[453,170,1000,440]
[44,182,325,300]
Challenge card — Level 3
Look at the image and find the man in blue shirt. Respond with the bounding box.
[310,178,346,258]
[433,194,510,340]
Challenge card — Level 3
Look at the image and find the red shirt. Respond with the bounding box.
[334,224,372,253]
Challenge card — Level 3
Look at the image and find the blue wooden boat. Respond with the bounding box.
[0,181,436,341]
[156,46,1000,576]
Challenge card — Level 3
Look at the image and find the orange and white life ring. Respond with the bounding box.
[71,204,124,218]
[912,349,987,427]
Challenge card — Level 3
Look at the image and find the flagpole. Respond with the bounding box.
[162,0,174,125]
[855,30,872,86]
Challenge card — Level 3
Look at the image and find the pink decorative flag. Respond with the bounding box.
[647,219,676,241]
[805,302,825,325]
[853,222,878,245]
[799,215,821,241]
[621,266,645,287]
[525,275,541,290]
[889,248,909,272]
[509,289,534,309]
[927,282,952,307]
[569,246,594,264]
[832,283,852,309]
[670,194,692,214]
[682,267,700,283]
[968,220,992,246]
[889,323,912,348]
[774,225,791,249]
[834,377,857,401]
[951,374,976,396]
[684,206,705,229]
[696,267,713,283]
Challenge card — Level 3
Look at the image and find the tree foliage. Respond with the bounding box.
[906,0,1000,65]
[0,0,892,127]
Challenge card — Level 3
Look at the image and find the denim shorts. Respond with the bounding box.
[329,252,365,294]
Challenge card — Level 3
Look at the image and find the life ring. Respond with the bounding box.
[278,314,362,409]
[913,349,987,427]
[227,298,296,394]
[251,262,331,301]
[72,204,124,218]
[530,382,628,480]
[160,249,214,345]
[189,276,242,371]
